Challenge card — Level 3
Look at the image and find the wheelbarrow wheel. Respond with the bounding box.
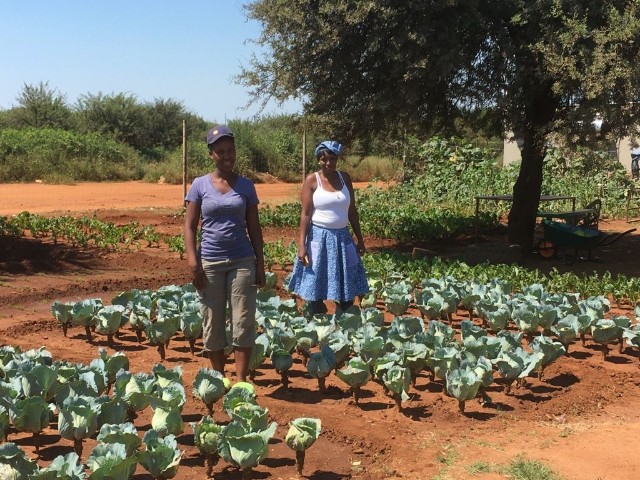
[537,239,555,258]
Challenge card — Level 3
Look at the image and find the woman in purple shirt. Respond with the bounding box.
[185,125,265,382]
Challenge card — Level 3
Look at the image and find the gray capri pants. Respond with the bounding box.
[198,256,257,352]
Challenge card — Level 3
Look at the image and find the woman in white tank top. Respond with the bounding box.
[287,140,369,315]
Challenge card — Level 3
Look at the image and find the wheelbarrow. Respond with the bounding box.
[537,219,636,265]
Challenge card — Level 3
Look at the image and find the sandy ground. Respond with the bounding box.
[0,181,309,215]
[0,181,381,215]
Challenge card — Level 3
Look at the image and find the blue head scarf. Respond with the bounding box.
[315,140,343,158]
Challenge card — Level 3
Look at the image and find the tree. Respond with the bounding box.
[239,0,640,254]
[13,81,72,129]
[75,92,145,149]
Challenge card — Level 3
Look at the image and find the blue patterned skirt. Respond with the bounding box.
[288,224,369,302]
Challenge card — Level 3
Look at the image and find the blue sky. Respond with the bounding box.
[0,1,302,123]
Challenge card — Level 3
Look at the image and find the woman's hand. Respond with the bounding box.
[190,264,207,291]
[297,244,310,266]
[255,263,266,288]
[356,239,366,256]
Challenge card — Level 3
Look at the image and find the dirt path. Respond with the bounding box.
[0,180,376,215]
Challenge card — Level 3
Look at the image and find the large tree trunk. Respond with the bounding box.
[507,83,558,256]
[507,133,545,255]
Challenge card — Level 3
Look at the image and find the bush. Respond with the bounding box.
[0,128,144,182]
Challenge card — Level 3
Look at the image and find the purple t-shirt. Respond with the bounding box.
[185,174,259,260]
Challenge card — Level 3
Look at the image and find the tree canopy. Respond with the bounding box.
[240,0,640,252]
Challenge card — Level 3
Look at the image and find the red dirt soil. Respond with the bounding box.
[1,181,639,480]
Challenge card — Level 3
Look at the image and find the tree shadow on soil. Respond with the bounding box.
[0,235,102,275]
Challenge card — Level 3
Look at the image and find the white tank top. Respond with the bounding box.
[311,171,350,229]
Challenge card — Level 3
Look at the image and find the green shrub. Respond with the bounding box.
[0,128,144,182]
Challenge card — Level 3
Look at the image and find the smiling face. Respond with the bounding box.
[318,150,339,172]
[209,137,236,173]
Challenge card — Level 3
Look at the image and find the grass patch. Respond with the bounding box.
[466,461,496,475]
[436,445,458,466]
[506,456,563,480]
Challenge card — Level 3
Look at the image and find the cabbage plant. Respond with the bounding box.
[0,405,9,443]
[91,348,129,393]
[446,365,483,413]
[51,300,75,337]
[145,317,179,361]
[2,395,54,452]
[218,420,277,480]
[192,368,227,415]
[229,403,271,433]
[591,319,623,360]
[381,282,412,316]
[223,384,257,417]
[552,314,580,350]
[19,361,58,402]
[336,356,371,403]
[399,342,429,386]
[382,364,411,411]
[192,416,223,477]
[95,305,126,346]
[30,451,86,480]
[368,349,396,378]
[128,290,153,343]
[0,442,38,478]
[326,330,351,367]
[492,347,544,394]
[530,335,567,380]
[148,384,185,438]
[71,298,103,343]
[306,345,336,393]
[270,348,294,389]
[58,395,100,456]
[415,288,445,320]
[285,417,321,475]
[86,442,137,480]
[114,370,155,417]
[248,333,269,381]
[179,309,203,355]
[137,429,182,479]
[96,422,141,456]
[95,395,128,428]
[623,323,640,364]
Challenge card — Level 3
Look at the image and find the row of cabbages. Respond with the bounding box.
[256,276,640,411]
[370,275,640,360]
[0,346,320,479]
[50,275,640,414]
